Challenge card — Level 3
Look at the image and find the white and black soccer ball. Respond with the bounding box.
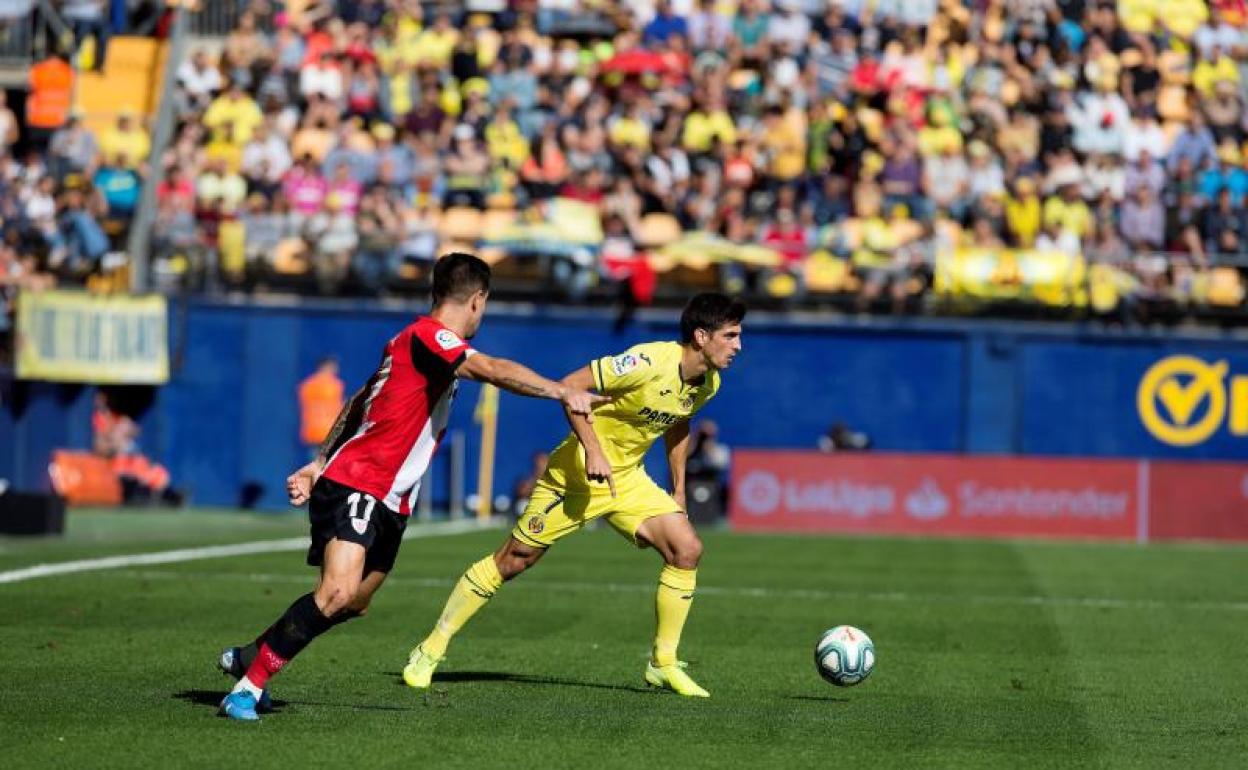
[814,625,875,687]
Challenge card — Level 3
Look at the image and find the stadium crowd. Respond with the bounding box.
[5,0,1248,329]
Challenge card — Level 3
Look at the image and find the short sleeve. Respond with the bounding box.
[592,345,658,395]
[411,322,475,377]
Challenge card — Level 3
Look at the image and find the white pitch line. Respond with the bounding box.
[98,568,1248,615]
[0,518,498,586]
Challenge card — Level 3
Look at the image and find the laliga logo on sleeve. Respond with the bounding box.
[1136,356,1248,447]
[435,329,462,350]
[737,471,782,516]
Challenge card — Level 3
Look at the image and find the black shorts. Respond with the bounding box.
[307,477,408,573]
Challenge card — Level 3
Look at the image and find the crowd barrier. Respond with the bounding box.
[730,450,1248,544]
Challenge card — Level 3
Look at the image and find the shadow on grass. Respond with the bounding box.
[173,689,414,713]
[787,694,852,704]
[382,670,656,695]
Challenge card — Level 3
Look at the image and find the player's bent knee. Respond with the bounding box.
[669,536,703,570]
[316,580,360,616]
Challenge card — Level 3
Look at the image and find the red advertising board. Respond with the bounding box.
[730,451,1141,541]
[1148,461,1248,542]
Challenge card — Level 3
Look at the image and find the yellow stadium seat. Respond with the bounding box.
[1207,267,1246,306]
[438,207,484,243]
[636,213,683,249]
[481,209,517,238]
[804,250,851,293]
[273,238,310,275]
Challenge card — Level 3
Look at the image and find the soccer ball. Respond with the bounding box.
[814,625,875,686]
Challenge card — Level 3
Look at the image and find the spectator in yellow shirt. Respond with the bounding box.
[682,95,737,154]
[1006,177,1042,247]
[409,12,458,68]
[1160,0,1209,39]
[1193,48,1240,97]
[99,112,150,169]
[609,103,652,152]
[203,82,264,145]
[1042,183,1093,241]
[484,103,528,169]
[759,105,805,182]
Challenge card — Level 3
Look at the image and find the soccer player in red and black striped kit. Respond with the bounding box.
[217,253,607,720]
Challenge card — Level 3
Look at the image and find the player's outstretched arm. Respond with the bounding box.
[664,419,691,511]
[457,352,608,419]
[560,365,616,497]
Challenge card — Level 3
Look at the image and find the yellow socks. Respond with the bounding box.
[421,555,504,658]
[653,565,697,667]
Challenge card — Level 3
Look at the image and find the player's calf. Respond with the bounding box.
[493,537,547,581]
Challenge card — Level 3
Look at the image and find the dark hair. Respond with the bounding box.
[432,252,491,304]
[680,293,746,343]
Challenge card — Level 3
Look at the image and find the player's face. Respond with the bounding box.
[700,323,742,370]
[464,290,489,338]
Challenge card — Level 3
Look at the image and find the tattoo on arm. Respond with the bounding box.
[317,386,367,461]
[496,376,556,399]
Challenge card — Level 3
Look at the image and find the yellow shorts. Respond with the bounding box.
[512,471,681,548]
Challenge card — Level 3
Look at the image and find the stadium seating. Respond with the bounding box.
[4,0,1248,330]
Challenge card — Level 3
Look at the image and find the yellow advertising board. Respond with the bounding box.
[15,291,169,384]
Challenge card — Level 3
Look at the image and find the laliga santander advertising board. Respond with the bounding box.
[731,452,1141,540]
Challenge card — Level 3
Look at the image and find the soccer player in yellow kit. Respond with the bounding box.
[403,293,745,697]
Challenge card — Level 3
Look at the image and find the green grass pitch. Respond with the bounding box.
[2,509,1246,768]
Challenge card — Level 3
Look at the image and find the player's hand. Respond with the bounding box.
[561,387,611,423]
[286,461,321,507]
[585,451,616,498]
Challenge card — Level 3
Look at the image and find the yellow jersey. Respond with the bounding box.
[543,341,720,488]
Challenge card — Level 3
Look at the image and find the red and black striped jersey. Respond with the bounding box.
[320,315,474,515]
